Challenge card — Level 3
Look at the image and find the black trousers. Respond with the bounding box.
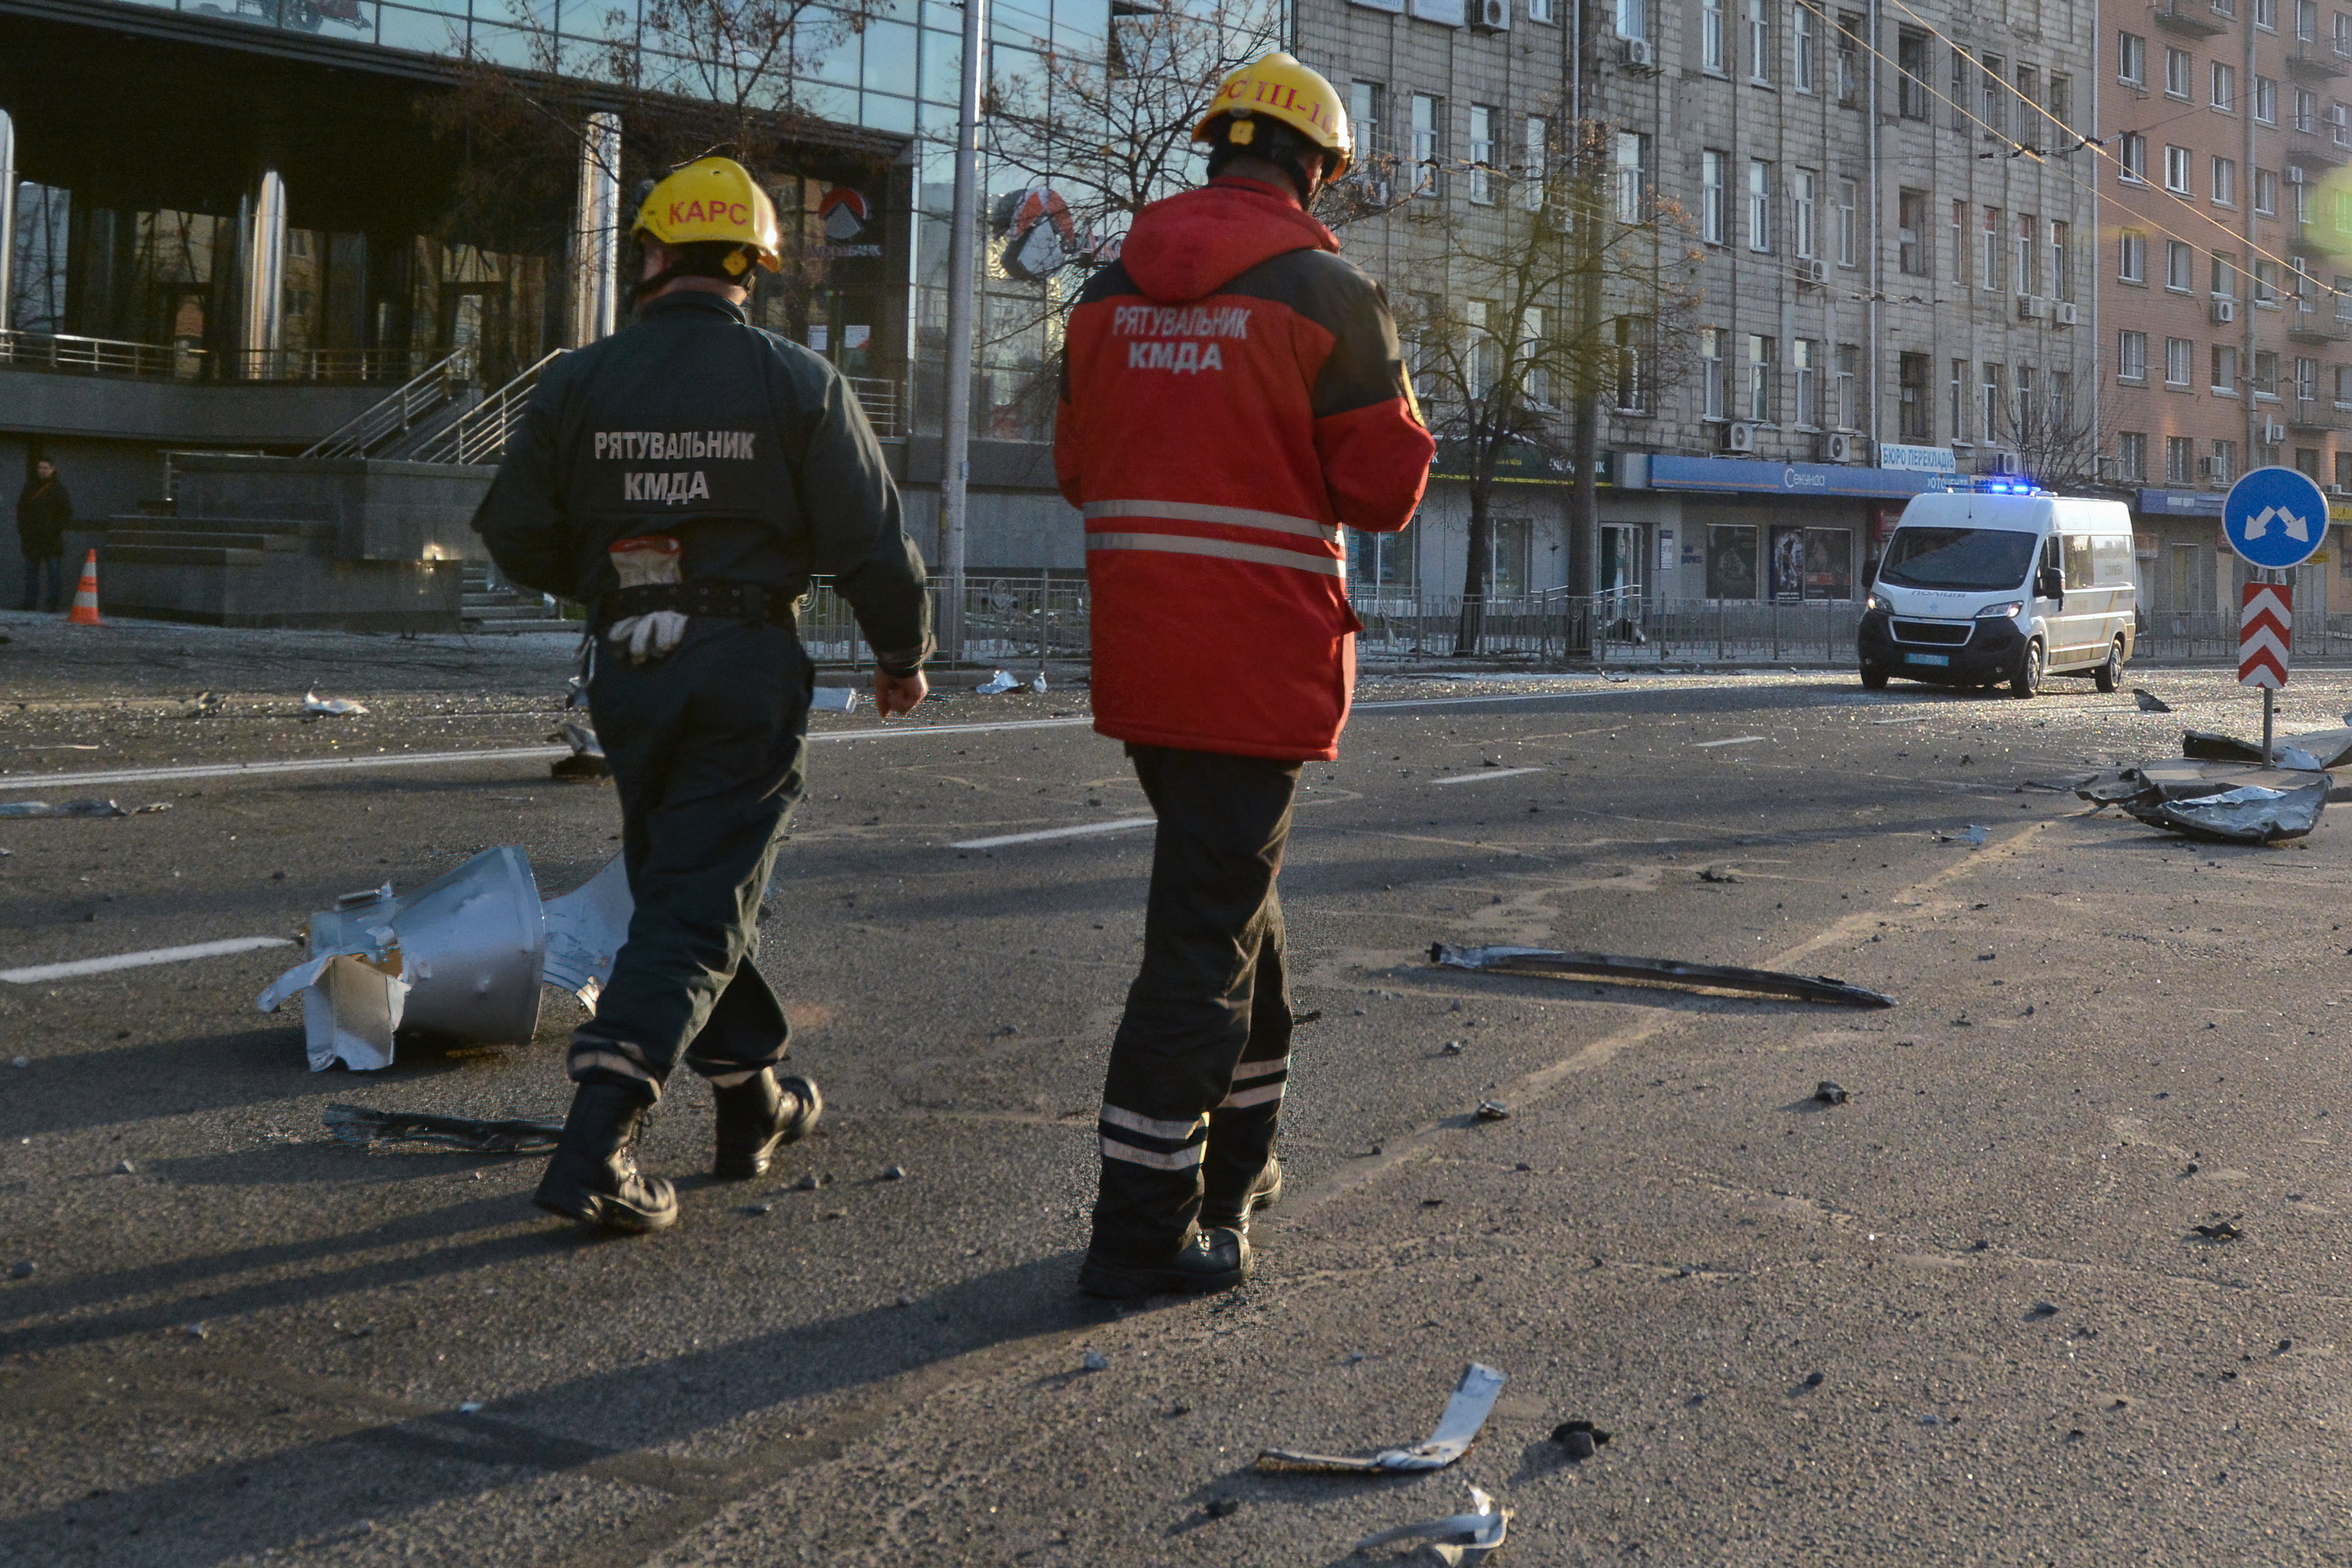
[568,619,812,1099]
[1091,744,1301,1261]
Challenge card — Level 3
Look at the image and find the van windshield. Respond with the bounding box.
[1877,527,2037,593]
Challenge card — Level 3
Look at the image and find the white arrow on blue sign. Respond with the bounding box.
[2223,465,2330,571]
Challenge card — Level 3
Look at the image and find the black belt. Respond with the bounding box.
[596,580,793,626]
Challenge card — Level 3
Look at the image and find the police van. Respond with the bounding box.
[1857,480,2138,697]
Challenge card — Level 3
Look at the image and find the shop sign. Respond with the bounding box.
[1628,454,1947,498]
[2137,487,2226,517]
[1876,443,1957,473]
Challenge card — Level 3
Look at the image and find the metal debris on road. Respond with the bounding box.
[1430,944,1896,1009]
[540,855,632,1010]
[1698,865,1743,882]
[2183,726,2352,771]
[2133,688,2173,713]
[1475,1100,1511,1120]
[2079,761,2329,844]
[1814,1081,1849,1105]
[303,691,368,716]
[0,798,167,818]
[1081,1350,1110,1372]
[974,670,1022,695]
[1551,1418,1613,1460]
[1205,1496,1240,1519]
[1355,1485,1510,1566]
[810,686,860,714]
[548,720,609,781]
[1256,1362,1506,1474]
[1931,825,1988,846]
[322,1104,563,1154]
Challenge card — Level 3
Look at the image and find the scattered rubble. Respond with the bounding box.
[1932,825,1988,846]
[303,691,368,716]
[1257,1362,1506,1474]
[1431,943,1896,1009]
[322,1104,563,1154]
[2192,1218,2244,1242]
[1081,1349,1110,1373]
[810,686,860,714]
[1474,1100,1511,1121]
[1551,1419,1613,1460]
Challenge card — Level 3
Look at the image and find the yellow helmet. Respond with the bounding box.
[632,156,783,275]
[1194,52,1354,179]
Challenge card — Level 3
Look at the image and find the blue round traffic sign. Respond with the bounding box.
[2223,466,2330,571]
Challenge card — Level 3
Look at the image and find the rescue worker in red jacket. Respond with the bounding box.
[1054,52,1435,1297]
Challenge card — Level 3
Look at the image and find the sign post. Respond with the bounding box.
[2222,466,2328,766]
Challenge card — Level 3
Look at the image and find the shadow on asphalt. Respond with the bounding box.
[0,1252,1112,1565]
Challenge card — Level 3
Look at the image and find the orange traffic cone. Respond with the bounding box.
[66,550,103,626]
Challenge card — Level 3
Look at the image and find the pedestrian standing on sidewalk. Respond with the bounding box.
[1052,53,1435,1297]
[473,154,932,1234]
[16,458,70,613]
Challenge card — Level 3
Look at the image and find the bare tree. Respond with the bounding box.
[1992,376,2110,492]
[1391,114,1703,655]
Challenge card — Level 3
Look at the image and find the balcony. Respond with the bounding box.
[2289,137,2351,170]
[2288,41,2351,79]
[1,329,202,381]
[2152,0,2227,37]
[2288,401,2349,431]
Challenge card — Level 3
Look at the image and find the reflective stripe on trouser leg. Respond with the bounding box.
[1091,745,1299,1262]
[1203,905,1291,1222]
[567,1034,663,1100]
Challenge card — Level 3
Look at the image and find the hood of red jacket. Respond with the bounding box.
[1118,178,1339,304]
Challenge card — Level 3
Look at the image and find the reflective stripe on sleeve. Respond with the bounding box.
[1083,499,1338,542]
[1101,1136,1207,1170]
[1100,1104,1209,1141]
[1086,532,1345,578]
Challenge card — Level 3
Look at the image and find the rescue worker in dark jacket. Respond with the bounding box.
[1054,54,1435,1296]
[16,458,70,613]
[473,156,932,1234]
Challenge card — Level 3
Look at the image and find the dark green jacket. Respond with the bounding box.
[16,477,70,557]
[471,292,930,672]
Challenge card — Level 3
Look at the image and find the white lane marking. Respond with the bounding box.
[1692,735,1769,749]
[0,681,1762,795]
[951,817,1158,850]
[1431,766,1546,785]
[1,936,296,986]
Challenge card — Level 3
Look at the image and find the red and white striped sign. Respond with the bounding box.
[2240,582,2292,688]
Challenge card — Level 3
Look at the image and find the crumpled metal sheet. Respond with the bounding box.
[2182,727,2352,770]
[0,798,167,818]
[303,691,368,716]
[1430,944,1895,1009]
[541,854,633,1011]
[1357,1486,1511,1565]
[550,720,609,780]
[322,1103,563,1154]
[1257,1363,1506,1474]
[2123,779,2328,844]
[257,945,408,1073]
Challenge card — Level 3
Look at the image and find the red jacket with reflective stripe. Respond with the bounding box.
[1055,177,1433,762]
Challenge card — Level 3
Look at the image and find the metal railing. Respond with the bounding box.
[412,351,563,466]
[0,328,202,380]
[226,348,418,383]
[301,349,475,460]
[797,574,1089,668]
[846,376,904,438]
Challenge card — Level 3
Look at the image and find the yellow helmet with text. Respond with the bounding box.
[1193,52,1354,179]
[632,156,783,275]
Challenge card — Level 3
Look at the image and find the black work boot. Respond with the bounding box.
[533,1082,677,1233]
[1200,1155,1283,1234]
[1077,1226,1252,1299]
[712,1070,822,1179]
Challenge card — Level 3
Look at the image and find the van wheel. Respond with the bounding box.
[2009,638,2044,699]
[2093,636,2124,693]
[1860,664,1889,690]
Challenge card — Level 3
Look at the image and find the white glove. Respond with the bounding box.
[607,610,689,664]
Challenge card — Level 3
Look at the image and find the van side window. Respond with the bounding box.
[2041,535,2062,579]
[2064,534,2095,588]
[2091,534,2136,586]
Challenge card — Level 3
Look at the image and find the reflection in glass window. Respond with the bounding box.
[1707,525,1758,599]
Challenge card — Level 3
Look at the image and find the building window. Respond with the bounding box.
[2298,354,2320,401]
[1749,159,1774,251]
[1951,46,1973,130]
[2339,9,2352,53]
[1976,53,2005,129]
[1794,338,1818,425]
[1899,30,1931,117]
[1351,81,1388,159]
[1745,0,1772,83]
[2255,258,2280,303]
[2212,156,2237,205]
[2168,48,2194,98]
[2050,74,2073,130]
[1950,200,1971,284]
[1702,150,1728,242]
[1613,131,1647,221]
[2212,60,2236,110]
[2015,363,2036,432]
[2214,439,2240,481]
[1707,526,1760,599]
[2257,76,2280,124]
[2255,0,2276,26]
[1747,334,1777,420]
[1613,315,1645,410]
[2016,213,2037,294]
[1702,327,1726,418]
[2299,446,2323,479]
[1898,188,1928,274]
[1985,206,2006,288]
[2257,168,2280,215]
[2167,239,2195,290]
[2214,343,2240,394]
[2118,329,2148,381]
[2166,145,2194,193]
[2299,86,2321,132]
[1949,358,1969,439]
[1794,5,1816,92]
[1838,13,1862,105]
[1411,95,1443,196]
[2167,434,2196,483]
[1837,343,1860,428]
[1793,167,1818,256]
[2338,362,2352,404]
[1525,118,1551,209]
[1981,362,2007,442]
[2213,250,2238,297]
[2167,336,2195,385]
[2254,349,2280,396]
[2051,221,2072,299]
[1704,0,1727,72]
[2120,133,2148,181]
[1836,178,1858,266]
[2120,31,2146,85]
[2119,431,2148,481]
[2339,450,2352,489]
[1469,106,1496,204]
[1900,351,1931,442]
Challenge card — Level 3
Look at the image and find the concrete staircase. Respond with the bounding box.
[463,565,578,634]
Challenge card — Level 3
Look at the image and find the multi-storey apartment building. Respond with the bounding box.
[2102,0,2352,625]
[1297,0,2099,609]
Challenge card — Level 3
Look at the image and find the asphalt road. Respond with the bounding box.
[6,611,2352,1565]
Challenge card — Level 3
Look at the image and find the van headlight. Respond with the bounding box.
[1976,601,2023,619]
[1865,592,1888,612]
